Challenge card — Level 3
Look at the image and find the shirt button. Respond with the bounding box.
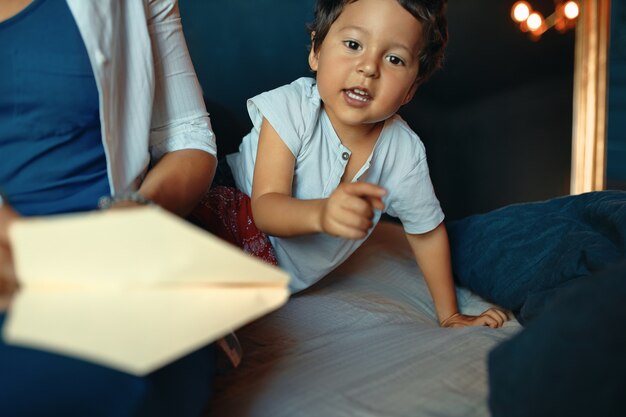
[341,152,350,161]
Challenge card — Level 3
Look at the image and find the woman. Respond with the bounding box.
[0,1,217,416]
[0,0,217,288]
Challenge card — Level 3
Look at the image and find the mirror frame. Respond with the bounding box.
[571,0,611,193]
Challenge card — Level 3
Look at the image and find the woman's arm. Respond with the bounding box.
[129,0,217,216]
[146,0,217,160]
[0,198,19,296]
[251,118,385,239]
[138,149,216,216]
[406,223,508,327]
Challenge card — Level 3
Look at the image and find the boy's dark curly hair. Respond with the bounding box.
[308,0,448,86]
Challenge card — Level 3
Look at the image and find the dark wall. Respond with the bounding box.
[180,0,574,220]
[179,0,315,157]
[403,77,573,219]
[400,1,574,219]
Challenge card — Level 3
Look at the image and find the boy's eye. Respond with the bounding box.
[386,55,405,66]
[343,40,361,50]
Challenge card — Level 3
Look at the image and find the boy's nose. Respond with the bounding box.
[357,56,379,78]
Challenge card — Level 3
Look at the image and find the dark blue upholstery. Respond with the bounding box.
[488,261,626,417]
[447,190,626,323]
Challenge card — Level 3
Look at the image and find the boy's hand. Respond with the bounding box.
[320,182,386,240]
[440,308,509,328]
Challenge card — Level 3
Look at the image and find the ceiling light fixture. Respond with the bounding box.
[511,1,579,40]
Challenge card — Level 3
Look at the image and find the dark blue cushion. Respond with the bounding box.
[0,313,216,417]
[488,260,626,417]
[447,190,626,323]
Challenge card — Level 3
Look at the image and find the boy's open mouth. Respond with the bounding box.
[344,88,372,102]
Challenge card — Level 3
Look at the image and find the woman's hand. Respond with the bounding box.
[319,182,386,240]
[0,203,20,297]
[440,308,509,328]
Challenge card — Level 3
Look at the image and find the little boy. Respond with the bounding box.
[199,0,507,328]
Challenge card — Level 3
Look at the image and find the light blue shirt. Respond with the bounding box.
[228,77,444,292]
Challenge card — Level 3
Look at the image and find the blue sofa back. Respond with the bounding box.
[179,0,575,221]
[180,0,315,157]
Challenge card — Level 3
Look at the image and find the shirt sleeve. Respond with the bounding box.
[145,0,217,162]
[246,78,319,157]
[386,154,445,234]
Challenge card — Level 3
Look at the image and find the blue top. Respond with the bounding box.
[0,0,109,216]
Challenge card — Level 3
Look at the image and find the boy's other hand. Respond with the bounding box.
[440,308,509,328]
[320,182,386,240]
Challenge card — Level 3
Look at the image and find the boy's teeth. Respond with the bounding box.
[346,89,370,101]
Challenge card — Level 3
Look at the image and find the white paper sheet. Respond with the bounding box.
[2,207,290,375]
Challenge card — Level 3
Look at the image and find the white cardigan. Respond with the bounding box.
[66,0,217,194]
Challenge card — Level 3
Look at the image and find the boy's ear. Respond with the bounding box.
[308,31,319,71]
[402,82,419,105]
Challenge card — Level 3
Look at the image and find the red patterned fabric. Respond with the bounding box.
[190,186,278,266]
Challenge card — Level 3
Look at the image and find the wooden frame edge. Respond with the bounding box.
[571,0,611,194]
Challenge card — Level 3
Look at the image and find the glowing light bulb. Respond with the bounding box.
[527,12,543,31]
[564,1,579,19]
[512,1,531,22]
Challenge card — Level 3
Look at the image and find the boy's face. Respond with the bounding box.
[309,0,423,132]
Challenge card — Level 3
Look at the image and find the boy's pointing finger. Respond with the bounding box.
[345,182,386,210]
[345,182,387,198]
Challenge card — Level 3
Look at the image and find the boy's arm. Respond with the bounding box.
[405,223,508,327]
[251,118,385,238]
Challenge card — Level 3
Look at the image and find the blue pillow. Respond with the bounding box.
[447,191,626,323]
[488,261,626,417]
